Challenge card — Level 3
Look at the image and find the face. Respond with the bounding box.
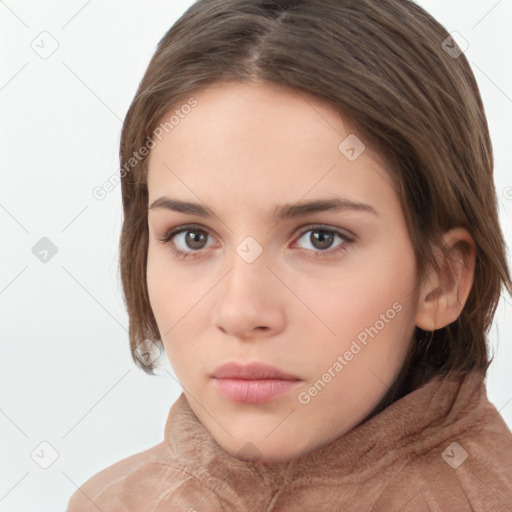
[146,80,421,462]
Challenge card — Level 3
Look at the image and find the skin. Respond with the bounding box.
[145,80,476,463]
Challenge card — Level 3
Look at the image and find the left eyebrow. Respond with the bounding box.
[148,196,379,220]
[273,197,379,219]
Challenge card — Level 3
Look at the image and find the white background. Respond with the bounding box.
[0,1,511,510]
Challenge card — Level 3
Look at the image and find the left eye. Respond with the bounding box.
[295,227,350,253]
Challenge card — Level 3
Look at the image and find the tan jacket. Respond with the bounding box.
[67,371,512,511]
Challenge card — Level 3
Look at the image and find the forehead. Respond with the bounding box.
[146,81,399,218]
[150,81,346,160]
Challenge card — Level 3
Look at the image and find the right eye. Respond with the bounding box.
[159,224,215,260]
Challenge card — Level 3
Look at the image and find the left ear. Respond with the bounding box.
[415,227,476,331]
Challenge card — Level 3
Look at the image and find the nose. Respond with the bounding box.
[212,248,286,340]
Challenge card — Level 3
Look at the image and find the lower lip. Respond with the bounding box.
[212,378,302,404]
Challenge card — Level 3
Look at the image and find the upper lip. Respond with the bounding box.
[211,361,301,380]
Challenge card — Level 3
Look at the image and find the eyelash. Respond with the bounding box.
[158,223,354,261]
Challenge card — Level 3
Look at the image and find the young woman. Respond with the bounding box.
[68,0,512,510]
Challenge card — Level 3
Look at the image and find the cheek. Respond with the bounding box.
[146,248,171,325]
[305,241,416,333]
[349,233,417,305]
[146,246,198,325]
[146,247,211,372]
[294,239,418,374]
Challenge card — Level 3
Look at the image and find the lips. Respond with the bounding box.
[210,361,301,381]
[210,362,303,403]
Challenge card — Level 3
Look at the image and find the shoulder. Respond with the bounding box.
[66,441,225,512]
[375,396,512,511]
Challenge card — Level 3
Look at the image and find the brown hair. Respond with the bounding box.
[118,0,511,411]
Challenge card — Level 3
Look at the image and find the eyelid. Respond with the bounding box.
[159,223,355,243]
[295,223,355,241]
[159,223,216,244]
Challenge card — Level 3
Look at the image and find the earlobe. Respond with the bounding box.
[415,228,476,331]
